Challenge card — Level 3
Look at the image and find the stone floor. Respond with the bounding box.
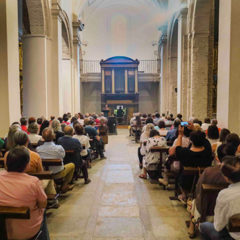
[47,129,198,240]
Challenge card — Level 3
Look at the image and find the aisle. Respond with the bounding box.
[47,129,193,240]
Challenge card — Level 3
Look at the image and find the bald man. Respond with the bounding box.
[37,128,75,193]
[58,126,91,184]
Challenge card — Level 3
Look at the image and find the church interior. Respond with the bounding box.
[1,0,240,239]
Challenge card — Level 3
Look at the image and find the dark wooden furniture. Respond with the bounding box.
[0,206,30,240]
[28,171,53,180]
[229,214,240,232]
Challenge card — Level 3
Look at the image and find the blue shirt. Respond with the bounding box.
[166,128,177,141]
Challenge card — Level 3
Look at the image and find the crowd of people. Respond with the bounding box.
[131,112,240,240]
[0,112,108,240]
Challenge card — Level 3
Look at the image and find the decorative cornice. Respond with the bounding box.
[51,1,64,20]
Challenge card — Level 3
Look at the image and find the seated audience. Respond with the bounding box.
[200,156,240,240]
[155,120,168,137]
[51,119,64,143]
[28,122,42,145]
[37,128,75,193]
[139,129,167,179]
[0,146,49,240]
[5,124,21,150]
[58,126,91,184]
[28,117,36,125]
[175,127,213,202]
[153,113,161,125]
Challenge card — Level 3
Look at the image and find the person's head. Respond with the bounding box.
[51,119,61,132]
[204,118,211,124]
[28,122,39,134]
[20,117,27,126]
[79,113,84,119]
[58,117,63,123]
[6,124,21,150]
[6,146,30,172]
[211,119,218,126]
[142,113,147,119]
[219,128,231,143]
[150,129,160,138]
[177,113,182,120]
[28,117,36,125]
[221,156,240,183]
[170,113,173,119]
[84,119,90,126]
[74,124,84,135]
[61,123,66,132]
[14,130,29,147]
[207,125,219,140]
[223,133,240,156]
[145,123,155,134]
[155,113,160,119]
[89,120,95,126]
[173,119,181,128]
[146,117,153,124]
[42,128,55,142]
[37,118,43,125]
[190,130,206,147]
[193,123,202,131]
[158,120,165,129]
[63,114,68,122]
[50,116,55,121]
[39,120,50,136]
[71,117,77,124]
[64,126,74,136]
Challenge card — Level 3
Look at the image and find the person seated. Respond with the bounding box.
[159,126,192,187]
[58,126,91,184]
[166,119,181,145]
[20,117,29,134]
[39,120,49,136]
[62,113,70,125]
[0,146,49,240]
[37,128,75,193]
[28,117,36,125]
[5,124,21,150]
[28,122,42,145]
[187,157,228,237]
[201,118,211,132]
[218,133,240,162]
[51,119,64,143]
[139,129,167,179]
[153,112,161,125]
[139,123,155,169]
[73,124,91,167]
[200,156,240,240]
[85,119,105,159]
[155,120,168,137]
[175,127,213,203]
[207,125,220,145]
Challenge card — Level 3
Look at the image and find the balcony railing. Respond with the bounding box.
[80,59,159,74]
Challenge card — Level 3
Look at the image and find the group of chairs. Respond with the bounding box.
[143,145,240,237]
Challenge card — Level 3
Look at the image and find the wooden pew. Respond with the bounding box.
[200,183,229,222]
[0,157,4,168]
[229,214,240,232]
[41,159,62,170]
[0,206,30,240]
[28,171,53,180]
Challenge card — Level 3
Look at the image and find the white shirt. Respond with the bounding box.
[214,182,240,239]
[202,123,210,131]
[172,136,190,148]
[73,135,90,157]
[28,134,42,144]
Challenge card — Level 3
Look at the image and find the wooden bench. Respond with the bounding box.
[229,214,240,232]
[0,206,30,240]
[28,171,53,180]
[42,159,62,170]
[200,183,229,222]
[0,157,4,168]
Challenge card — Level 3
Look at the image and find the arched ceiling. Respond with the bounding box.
[71,0,187,60]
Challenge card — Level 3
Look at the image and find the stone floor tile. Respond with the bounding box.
[98,206,140,217]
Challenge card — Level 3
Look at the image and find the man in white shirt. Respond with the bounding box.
[200,156,240,240]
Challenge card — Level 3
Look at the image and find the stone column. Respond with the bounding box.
[217,0,240,134]
[159,34,168,114]
[22,35,48,117]
[177,9,188,118]
[72,20,82,113]
[102,69,105,93]
[0,0,21,136]
[112,69,115,94]
[49,1,63,117]
[135,69,138,93]
[125,70,128,94]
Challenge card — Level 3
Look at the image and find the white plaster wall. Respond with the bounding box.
[62,59,72,114]
[139,82,159,114]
